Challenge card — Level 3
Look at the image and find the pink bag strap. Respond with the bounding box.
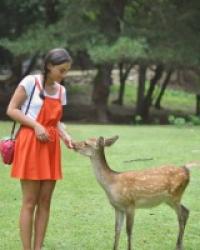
[11,79,36,139]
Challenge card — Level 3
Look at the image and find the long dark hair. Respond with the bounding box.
[40,48,72,99]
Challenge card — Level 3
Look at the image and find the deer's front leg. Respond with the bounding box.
[126,206,135,250]
[113,209,125,250]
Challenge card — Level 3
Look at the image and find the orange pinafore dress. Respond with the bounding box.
[11,80,63,180]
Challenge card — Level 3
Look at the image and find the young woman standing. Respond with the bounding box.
[7,48,73,250]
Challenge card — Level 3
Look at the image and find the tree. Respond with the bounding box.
[0,0,62,91]
[1,0,200,123]
[154,68,173,109]
[128,0,200,121]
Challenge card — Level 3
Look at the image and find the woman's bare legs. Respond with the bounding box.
[20,180,40,250]
[33,180,56,250]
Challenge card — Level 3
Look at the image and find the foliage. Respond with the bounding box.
[168,115,200,126]
[0,0,42,39]
[126,0,200,66]
[0,24,67,56]
[0,0,200,65]
[0,0,64,56]
[88,37,148,64]
[134,115,143,125]
[188,115,200,125]
[173,117,187,127]
[168,115,176,125]
[0,0,200,122]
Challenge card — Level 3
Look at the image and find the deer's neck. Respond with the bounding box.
[90,147,116,189]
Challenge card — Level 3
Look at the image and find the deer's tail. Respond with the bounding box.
[184,161,200,170]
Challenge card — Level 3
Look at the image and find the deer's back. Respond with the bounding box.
[107,166,190,209]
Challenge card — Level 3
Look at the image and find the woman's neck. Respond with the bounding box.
[41,74,55,86]
[46,78,55,86]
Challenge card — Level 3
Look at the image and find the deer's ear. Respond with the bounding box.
[97,136,104,148]
[104,135,119,147]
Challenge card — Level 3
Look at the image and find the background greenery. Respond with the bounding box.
[0,0,200,123]
[0,123,200,250]
[70,81,195,112]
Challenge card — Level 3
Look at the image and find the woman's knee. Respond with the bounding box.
[22,196,38,211]
[38,195,52,210]
[37,181,56,210]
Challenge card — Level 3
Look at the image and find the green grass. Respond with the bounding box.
[1,122,200,250]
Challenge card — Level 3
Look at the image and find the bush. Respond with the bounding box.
[134,115,142,125]
[173,117,186,127]
[188,115,200,125]
[168,115,175,125]
[168,115,186,127]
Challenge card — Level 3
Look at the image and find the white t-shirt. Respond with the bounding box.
[19,74,67,120]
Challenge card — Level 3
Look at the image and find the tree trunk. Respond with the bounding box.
[196,94,200,115]
[141,64,164,122]
[91,0,127,122]
[4,56,24,92]
[92,64,113,123]
[113,63,133,105]
[154,69,173,109]
[0,54,38,109]
[22,52,39,79]
[136,64,147,116]
[0,54,39,92]
[44,0,58,25]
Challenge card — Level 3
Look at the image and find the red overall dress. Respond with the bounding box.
[11,80,63,180]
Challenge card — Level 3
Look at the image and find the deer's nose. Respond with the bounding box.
[72,142,81,151]
[72,144,77,150]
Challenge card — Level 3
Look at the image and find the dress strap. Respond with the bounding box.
[35,77,42,91]
[58,85,62,101]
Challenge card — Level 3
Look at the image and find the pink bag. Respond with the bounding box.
[0,80,36,166]
[0,139,15,165]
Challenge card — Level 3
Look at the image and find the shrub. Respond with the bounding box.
[188,115,200,125]
[168,115,175,125]
[173,117,186,127]
[168,115,187,126]
[134,115,142,125]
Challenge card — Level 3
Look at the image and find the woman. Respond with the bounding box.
[7,48,73,250]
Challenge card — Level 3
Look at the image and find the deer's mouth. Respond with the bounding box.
[72,144,82,152]
[72,145,79,151]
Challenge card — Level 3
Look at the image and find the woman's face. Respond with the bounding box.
[47,62,71,83]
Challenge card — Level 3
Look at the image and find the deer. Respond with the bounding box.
[73,135,198,250]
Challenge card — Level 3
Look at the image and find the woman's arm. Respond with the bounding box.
[7,85,49,142]
[57,122,73,148]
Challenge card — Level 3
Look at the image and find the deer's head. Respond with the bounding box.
[73,135,119,157]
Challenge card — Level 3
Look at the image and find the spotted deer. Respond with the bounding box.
[73,136,197,250]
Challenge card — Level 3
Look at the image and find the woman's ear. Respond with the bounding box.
[46,63,53,71]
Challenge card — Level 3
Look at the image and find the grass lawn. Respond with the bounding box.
[0,122,200,250]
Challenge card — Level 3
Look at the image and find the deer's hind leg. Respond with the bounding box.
[175,204,189,250]
[167,201,189,250]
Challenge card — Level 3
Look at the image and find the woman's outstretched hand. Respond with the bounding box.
[63,136,74,149]
[57,122,74,149]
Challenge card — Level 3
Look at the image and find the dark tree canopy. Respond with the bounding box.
[0,0,200,122]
